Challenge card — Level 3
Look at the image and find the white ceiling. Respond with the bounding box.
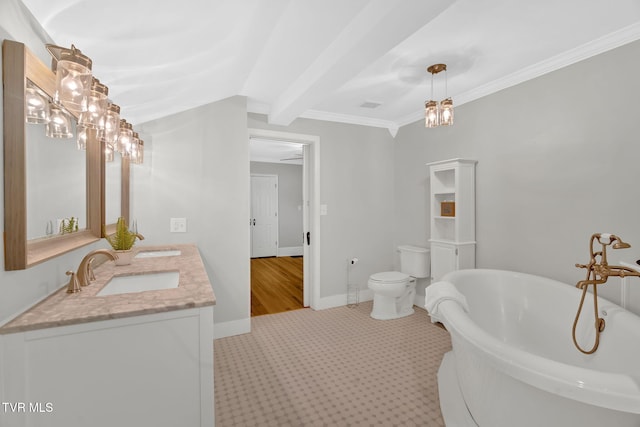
[20,0,640,136]
[249,138,303,165]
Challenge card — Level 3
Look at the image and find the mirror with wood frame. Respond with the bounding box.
[2,39,128,270]
[102,146,130,235]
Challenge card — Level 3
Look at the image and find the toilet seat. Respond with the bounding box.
[369,271,411,283]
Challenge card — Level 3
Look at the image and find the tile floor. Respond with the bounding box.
[214,301,452,426]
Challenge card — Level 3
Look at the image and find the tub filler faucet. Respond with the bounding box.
[573,233,640,354]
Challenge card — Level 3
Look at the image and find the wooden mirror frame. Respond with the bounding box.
[101,149,130,236]
[3,40,103,270]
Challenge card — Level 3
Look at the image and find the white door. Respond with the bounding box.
[251,174,278,258]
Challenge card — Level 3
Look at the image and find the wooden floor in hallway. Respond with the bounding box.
[251,256,304,316]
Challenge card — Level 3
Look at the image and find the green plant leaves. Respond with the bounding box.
[103,217,140,250]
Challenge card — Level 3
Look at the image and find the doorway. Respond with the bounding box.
[248,128,320,313]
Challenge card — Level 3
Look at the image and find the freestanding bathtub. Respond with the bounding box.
[426,269,640,427]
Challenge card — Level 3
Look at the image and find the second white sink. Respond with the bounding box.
[135,249,182,258]
[97,271,180,296]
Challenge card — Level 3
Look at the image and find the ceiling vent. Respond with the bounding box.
[359,101,381,109]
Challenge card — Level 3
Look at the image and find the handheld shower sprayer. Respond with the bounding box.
[573,233,639,354]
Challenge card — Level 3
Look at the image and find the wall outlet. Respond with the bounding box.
[170,217,187,233]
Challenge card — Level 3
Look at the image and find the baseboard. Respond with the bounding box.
[277,246,303,257]
[215,290,417,338]
[314,288,374,310]
[214,318,251,339]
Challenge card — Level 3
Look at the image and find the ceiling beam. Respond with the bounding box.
[268,0,453,126]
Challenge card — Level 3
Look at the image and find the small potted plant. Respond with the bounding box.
[104,217,144,265]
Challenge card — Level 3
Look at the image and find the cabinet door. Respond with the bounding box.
[431,244,457,282]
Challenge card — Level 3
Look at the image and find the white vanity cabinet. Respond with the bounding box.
[0,307,214,427]
[427,159,477,281]
[0,244,215,427]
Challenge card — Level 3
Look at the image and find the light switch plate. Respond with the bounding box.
[170,217,187,233]
[320,204,328,216]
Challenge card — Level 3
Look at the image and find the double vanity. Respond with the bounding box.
[2,39,216,427]
[0,244,216,427]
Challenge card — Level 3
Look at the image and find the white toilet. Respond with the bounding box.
[368,245,430,320]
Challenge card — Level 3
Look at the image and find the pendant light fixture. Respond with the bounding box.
[45,104,73,139]
[77,126,87,149]
[78,78,108,129]
[130,132,142,164]
[46,44,92,115]
[25,81,49,124]
[117,119,133,156]
[136,140,144,164]
[104,141,115,162]
[425,63,454,128]
[103,103,121,149]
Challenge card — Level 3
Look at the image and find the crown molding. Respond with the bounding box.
[299,110,399,137]
[456,21,640,107]
[398,22,640,128]
[250,24,640,134]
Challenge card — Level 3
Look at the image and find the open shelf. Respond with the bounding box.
[427,159,477,281]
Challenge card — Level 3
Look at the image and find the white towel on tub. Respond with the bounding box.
[425,281,469,324]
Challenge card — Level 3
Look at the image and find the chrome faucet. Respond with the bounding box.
[572,233,640,354]
[66,249,119,293]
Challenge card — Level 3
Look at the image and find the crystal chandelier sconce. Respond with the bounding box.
[104,140,115,162]
[117,119,133,156]
[130,132,140,162]
[78,78,108,129]
[103,103,121,147]
[46,44,92,115]
[25,81,49,124]
[45,104,73,139]
[131,132,140,158]
[425,63,454,128]
[130,133,144,164]
[38,42,145,161]
[77,126,87,150]
[136,140,144,164]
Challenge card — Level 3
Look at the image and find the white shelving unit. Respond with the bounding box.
[427,158,477,282]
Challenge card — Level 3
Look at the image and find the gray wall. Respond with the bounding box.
[5,0,639,332]
[250,162,303,250]
[248,114,396,299]
[394,39,640,313]
[134,97,250,326]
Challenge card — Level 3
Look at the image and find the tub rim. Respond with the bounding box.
[437,268,640,414]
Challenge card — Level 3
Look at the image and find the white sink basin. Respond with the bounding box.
[97,271,180,296]
[135,249,182,258]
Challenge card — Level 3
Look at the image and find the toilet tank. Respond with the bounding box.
[398,245,430,278]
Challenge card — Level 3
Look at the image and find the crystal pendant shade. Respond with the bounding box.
[103,103,121,146]
[78,78,108,129]
[118,120,133,156]
[45,104,73,139]
[425,100,439,128]
[77,126,87,150]
[425,64,454,128]
[440,98,454,126]
[38,42,144,161]
[25,82,49,124]
[46,44,92,115]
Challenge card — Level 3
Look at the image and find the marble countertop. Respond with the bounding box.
[0,244,216,334]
